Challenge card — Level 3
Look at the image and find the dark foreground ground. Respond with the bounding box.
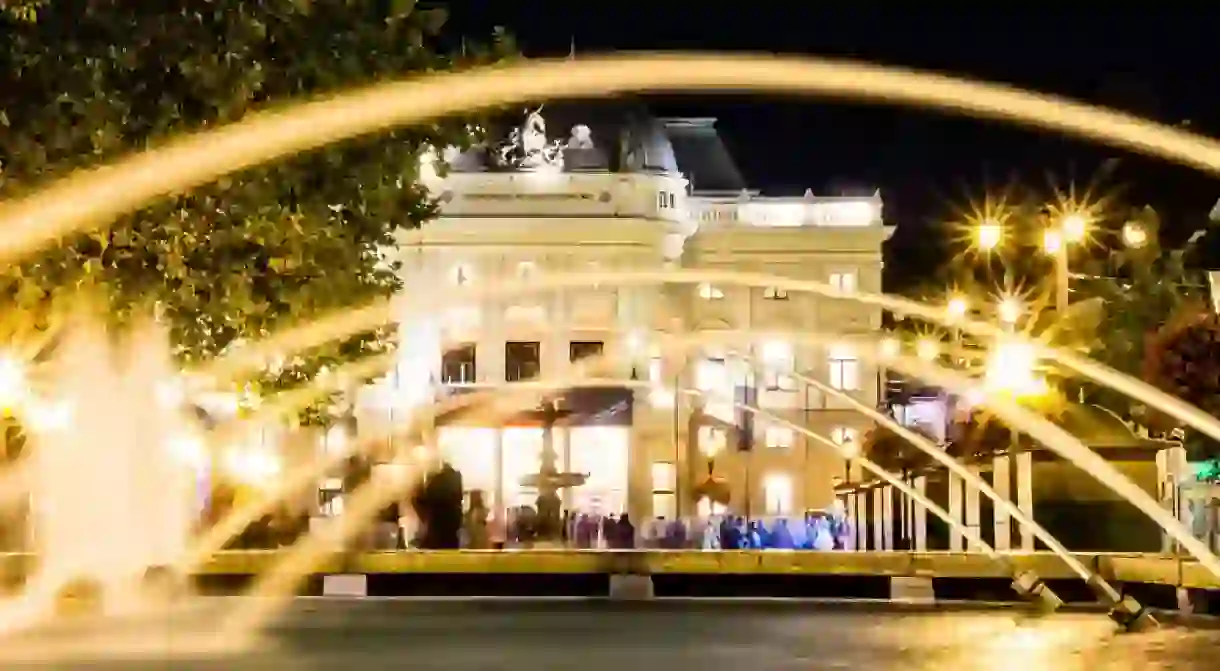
[2,599,1219,670]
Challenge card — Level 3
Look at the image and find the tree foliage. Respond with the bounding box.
[862,424,942,473]
[0,1,514,420]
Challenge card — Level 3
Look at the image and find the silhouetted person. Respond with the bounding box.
[615,513,636,549]
[414,462,464,549]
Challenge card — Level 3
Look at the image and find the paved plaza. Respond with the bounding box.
[2,600,1218,669]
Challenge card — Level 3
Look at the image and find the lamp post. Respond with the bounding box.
[984,338,1049,551]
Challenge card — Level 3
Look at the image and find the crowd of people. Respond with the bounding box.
[551,507,855,550]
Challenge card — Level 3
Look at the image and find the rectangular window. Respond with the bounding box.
[652,493,677,520]
[763,286,789,300]
[829,271,858,294]
[569,340,605,363]
[648,356,663,383]
[761,340,797,392]
[440,343,477,384]
[763,473,794,516]
[828,345,860,391]
[765,426,794,450]
[695,357,728,391]
[651,462,676,492]
[697,283,725,300]
[697,426,727,457]
[505,341,541,382]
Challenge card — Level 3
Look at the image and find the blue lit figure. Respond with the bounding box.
[770,518,795,549]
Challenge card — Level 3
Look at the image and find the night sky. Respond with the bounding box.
[443,4,1220,286]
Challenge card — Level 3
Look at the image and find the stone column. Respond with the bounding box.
[964,465,982,551]
[543,293,571,380]
[872,487,885,551]
[947,472,964,551]
[855,489,868,550]
[493,430,505,517]
[1157,445,1188,552]
[992,454,1012,551]
[845,491,857,546]
[881,486,895,550]
[1015,451,1034,551]
[913,476,928,551]
[627,414,651,525]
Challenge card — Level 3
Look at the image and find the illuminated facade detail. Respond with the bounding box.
[357,105,891,521]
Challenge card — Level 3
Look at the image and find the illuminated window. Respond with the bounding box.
[695,358,728,391]
[569,426,629,515]
[653,493,677,520]
[501,427,544,508]
[320,477,343,492]
[321,494,345,517]
[763,473,794,515]
[763,286,789,300]
[697,283,725,300]
[648,356,663,383]
[760,340,796,391]
[438,427,497,496]
[765,426,794,450]
[697,426,726,457]
[696,497,728,518]
[651,462,676,492]
[828,345,860,391]
[829,271,857,293]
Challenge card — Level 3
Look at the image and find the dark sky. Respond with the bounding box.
[444,4,1220,282]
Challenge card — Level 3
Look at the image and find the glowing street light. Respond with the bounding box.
[1060,213,1088,243]
[998,298,1022,325]
[916,338,939,361]
[1122,221,1148,248]
[946,296,968,322]
[878,336,900,360]
[976,221,1003,250]
[984,339,1047,398]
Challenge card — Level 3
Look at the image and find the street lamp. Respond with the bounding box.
[984,340,1046,397]
[976,220,1003,251]
[998,298,1022,326]
[1060,213,1088,243]
[1121,221,1148,249]
[946,296,968,322]
[878,336,900,360]
[1042,227,1071,316]
[916,338,939,361]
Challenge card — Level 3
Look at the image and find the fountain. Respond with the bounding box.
[517,399,587,541]
[5,50,1220,664]
[30,320,196,611]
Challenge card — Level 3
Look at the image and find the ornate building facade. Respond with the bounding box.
[355,103,894,523]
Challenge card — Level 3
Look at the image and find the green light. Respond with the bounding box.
[1190,460,1220,482]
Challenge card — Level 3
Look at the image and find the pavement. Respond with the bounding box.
[2,599,1219,669]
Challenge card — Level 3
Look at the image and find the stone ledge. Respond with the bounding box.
[1,551,1217,589]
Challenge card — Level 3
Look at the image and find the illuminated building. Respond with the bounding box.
[356,103,893,522]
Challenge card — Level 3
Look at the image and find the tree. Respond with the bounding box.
[0,1,514,421]
[1141,306,1220,463]
[862,424,941,474]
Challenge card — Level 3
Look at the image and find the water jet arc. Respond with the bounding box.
[3,53,1220,262]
